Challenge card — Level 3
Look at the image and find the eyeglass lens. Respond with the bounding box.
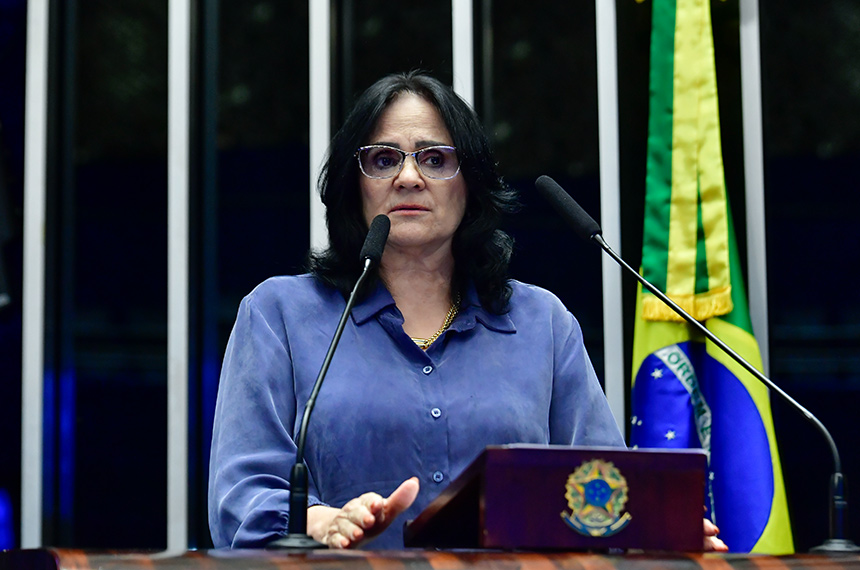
[358,146,459,179]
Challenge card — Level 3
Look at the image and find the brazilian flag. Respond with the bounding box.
[630,0,794,554]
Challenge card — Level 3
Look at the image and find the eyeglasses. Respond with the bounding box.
[356,144,461,180]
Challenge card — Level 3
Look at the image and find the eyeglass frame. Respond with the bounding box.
[355,144,461,180]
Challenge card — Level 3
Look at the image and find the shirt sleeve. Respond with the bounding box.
[208,290,327,548]
[549,306,627,448]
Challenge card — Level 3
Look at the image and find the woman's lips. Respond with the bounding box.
[390,204,429,213]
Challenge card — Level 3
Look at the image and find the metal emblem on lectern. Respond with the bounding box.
[560,459,632,537]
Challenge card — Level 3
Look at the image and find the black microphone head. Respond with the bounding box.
[535,175,602,242]
[360,214,390,265]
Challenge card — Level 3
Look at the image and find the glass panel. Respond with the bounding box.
[189,0,310,547]
[760,0,860,551]
[484,1,605,378]
[334,0,453,125]
[45,0,169,548]
[0,0,27,549]
[214,1,310,350]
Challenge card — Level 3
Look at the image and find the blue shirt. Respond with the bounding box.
[208,275,625,549]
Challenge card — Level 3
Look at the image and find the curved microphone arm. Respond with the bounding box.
[593,234,841,476]
[591,235,854,553]
[535,174,856,552]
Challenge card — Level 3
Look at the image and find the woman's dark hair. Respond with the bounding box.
[307,71,519,313]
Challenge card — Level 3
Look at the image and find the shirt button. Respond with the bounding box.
[430,407,442,418]
[432,471,445,483]
[422,365,433,375]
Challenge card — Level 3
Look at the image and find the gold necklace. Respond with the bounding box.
[411,293,461,350]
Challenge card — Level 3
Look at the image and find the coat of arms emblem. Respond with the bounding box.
[561,459,632,537]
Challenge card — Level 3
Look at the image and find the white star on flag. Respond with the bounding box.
[665,430,676,441]
[651,368,663,379]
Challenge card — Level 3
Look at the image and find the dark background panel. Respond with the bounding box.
[333,0,454,126]
[39,0,170,548]
[484,0,607,379]
[0,0,26,551]
[759,0,860,552]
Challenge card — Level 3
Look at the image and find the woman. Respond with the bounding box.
[208,72,722,550]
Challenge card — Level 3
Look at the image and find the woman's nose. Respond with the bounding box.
[394,155,425,189]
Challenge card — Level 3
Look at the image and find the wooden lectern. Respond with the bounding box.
[404,444,707,551]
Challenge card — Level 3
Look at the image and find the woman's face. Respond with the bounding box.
[359,92,467,257]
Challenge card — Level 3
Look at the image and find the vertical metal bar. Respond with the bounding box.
[595,0,625,434]
[480,0,493,126]
[22,0,50,549]
[309,0,330,253]
[739,0,770,374]
[452,0,474,105]
[168,0,191,552]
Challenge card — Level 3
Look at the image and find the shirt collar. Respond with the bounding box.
[351,280,398,325]
[350,279,516,334]
[453,282,516,334]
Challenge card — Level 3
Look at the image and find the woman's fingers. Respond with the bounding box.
[323,478,420,549]
[324,493,383,548]
[703,517,719,536]
[380,477,420,524]
[702,518,728,551]
[325,531,350,549]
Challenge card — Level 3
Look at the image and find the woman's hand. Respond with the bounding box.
[704,518,728,551]
[307,477,420,549]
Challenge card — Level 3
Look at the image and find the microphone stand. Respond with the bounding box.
[267,214,388,549]
[590,232,858,553]
[267,257,380,549]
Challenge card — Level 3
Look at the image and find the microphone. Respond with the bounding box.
[535,175,601,242]
[268,214,390,549]
[360,214,390,266]
[535,175,858,554]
